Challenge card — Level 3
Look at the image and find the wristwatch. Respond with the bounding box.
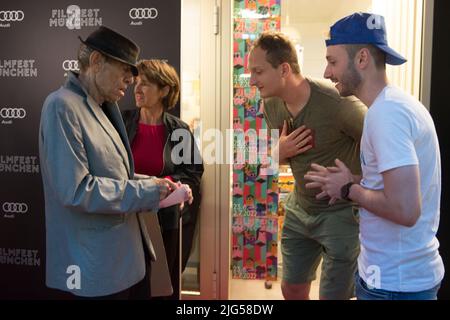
[340,182,355,201]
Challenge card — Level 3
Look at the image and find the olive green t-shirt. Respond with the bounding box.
[263,78,367,215]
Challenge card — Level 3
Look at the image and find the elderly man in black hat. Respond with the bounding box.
[305,12,444,300]
[39,26,192,299]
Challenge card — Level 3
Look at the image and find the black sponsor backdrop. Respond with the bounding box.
[0,0,180,299]
[431,0,450,300]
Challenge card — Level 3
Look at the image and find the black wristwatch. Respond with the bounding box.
[340,182,355,201]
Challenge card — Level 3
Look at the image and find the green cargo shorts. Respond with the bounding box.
[281,203,360,300]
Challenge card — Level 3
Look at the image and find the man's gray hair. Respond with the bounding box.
[77,44,95,72]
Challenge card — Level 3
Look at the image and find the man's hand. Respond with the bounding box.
[304,159,353,205]
[159,183,193,209]
[278,120,313,162]
[154,178,178,201]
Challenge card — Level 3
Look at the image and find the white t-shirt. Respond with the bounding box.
[358,85,444,292]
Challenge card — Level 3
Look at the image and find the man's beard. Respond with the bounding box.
[339,62,362,97]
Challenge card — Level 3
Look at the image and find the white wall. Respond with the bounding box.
[181,0,201,129]
[282,0,372,80]
[330,0,372,24]
[281,0,423,100]
[282,22,330,79]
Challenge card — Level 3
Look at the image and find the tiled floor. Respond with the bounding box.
[230,278,320,300]
[230,264,321,300]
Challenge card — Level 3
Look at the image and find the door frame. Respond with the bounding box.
[180,0,232,300]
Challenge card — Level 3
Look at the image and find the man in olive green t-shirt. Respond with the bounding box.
[248,31,367,300]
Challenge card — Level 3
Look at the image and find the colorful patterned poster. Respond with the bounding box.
[232,216,278,280]
[232,0,281,280]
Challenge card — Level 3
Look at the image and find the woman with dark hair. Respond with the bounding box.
[122,59,203,299]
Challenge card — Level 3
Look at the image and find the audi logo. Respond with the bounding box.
[129,8,158,20]
[0,10,24,22]
[0,108,26,119]
[2,202,28,214]
[62,60,79,71]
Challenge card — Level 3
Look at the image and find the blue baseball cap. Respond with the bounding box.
[326,12,407,66]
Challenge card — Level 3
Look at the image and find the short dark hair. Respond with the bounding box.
[252,31,301,74]
[344,44,386,70]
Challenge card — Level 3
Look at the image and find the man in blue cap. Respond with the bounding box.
[305,12,444,300]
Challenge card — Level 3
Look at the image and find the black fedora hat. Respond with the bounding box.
[79,26,140,76]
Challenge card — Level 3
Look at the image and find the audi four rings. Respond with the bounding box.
[0,11,24,22]
[129,8,158,19]
[0,108,26,119]
[62,60,79,71]
[2,203,28,214]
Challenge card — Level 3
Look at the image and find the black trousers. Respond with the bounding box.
[158,214,198,300]
[181,217,197,273]
[158,228,179,300]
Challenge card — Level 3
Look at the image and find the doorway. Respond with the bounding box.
[228,0,432,300]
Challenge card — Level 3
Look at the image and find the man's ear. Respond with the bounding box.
[280,62,291,77]
[356,48,371,69]
[89,51,104,72]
